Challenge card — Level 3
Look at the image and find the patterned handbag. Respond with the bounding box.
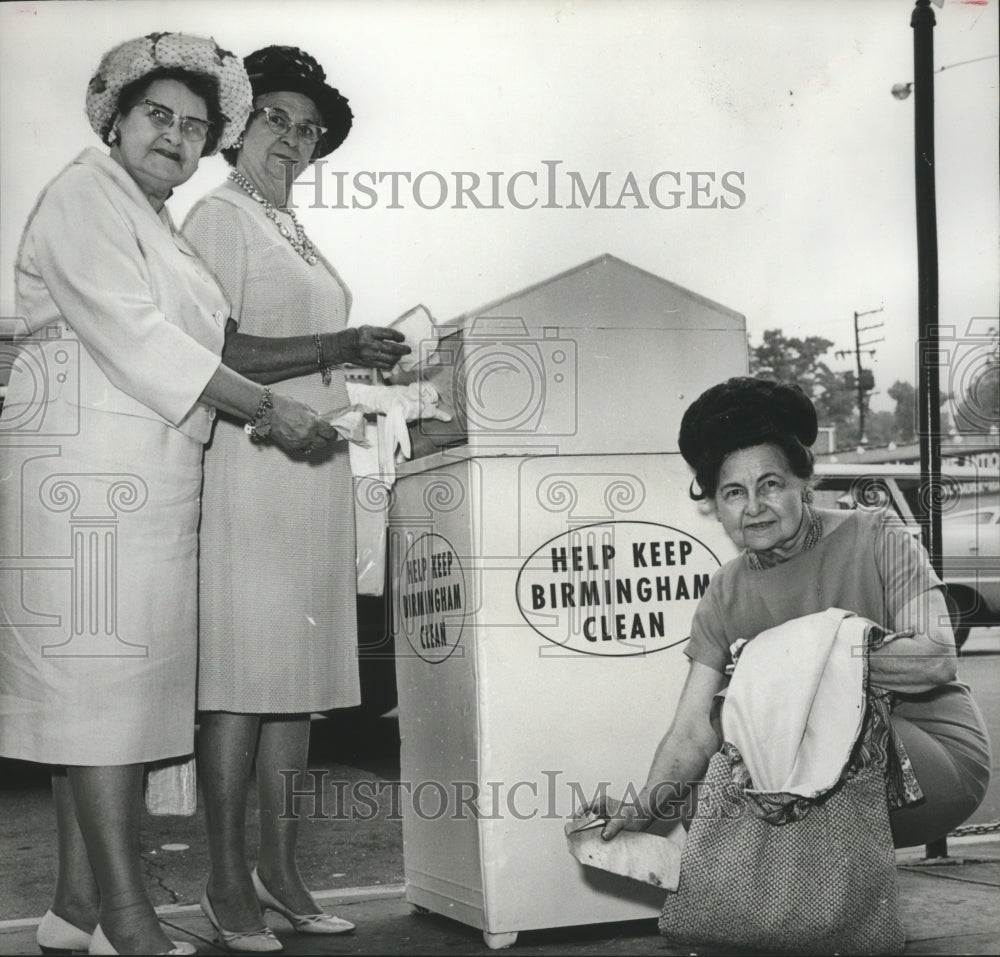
[657,729,906,955]
[659,609,909,955]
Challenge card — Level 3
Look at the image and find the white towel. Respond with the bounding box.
[722,608,870,799]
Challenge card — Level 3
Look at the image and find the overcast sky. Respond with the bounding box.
[1,0,997,412]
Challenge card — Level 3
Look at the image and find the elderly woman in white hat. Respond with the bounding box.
[0,33,341,956]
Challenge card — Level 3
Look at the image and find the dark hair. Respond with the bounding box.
[111,66,224,155]
[695,431,815,500]
[678,377,818,500]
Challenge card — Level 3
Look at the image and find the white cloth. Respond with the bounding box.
[344,382,451,595]
[345,382,450,486]
[722,608,870,798]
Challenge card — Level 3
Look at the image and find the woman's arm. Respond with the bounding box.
[600,661,725,839]
[197,363,340,454]
[870,587,957,693]
[221,323,409,384]
[183,199,408,383]
[871,516,957,693]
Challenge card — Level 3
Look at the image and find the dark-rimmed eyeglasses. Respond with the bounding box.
[252,107,327,145]
[138,99,213,143]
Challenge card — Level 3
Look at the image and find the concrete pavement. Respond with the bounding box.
[1,834,998,955]
[2,632,997,954]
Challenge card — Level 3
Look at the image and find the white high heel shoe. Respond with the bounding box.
[251,869,355,935]
[36,910,92,955]
[88,924,196,955]
[199,893,283,953]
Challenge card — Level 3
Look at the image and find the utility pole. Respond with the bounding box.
[836,307,883,444]
[912,0,945,862]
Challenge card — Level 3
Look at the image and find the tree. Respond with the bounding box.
[888,380,916,444]
[748,329,950,450]
[749,329,857,443]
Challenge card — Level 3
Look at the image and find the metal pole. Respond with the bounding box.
[854,312,866,442]
[912,0,946,860]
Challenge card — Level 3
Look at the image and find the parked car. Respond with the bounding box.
[813,463,1000,650]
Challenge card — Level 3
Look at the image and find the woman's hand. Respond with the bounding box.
[268,393,341,455]
[869,590,958,693]
[575,788,656,841]
[333,326,410,372]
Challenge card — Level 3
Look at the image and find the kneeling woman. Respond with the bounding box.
[602,377,990,848]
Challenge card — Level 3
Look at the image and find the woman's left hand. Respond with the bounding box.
[869,589,958,693]
[335,326,410,371]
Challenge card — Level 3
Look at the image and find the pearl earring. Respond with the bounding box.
[108,126,119,145]
[801,486,814,504]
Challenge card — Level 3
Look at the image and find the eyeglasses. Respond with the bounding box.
[138,99,213,143]
[252,107,327,145]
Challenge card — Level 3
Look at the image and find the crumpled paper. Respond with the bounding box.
[564,811,684,889]
[320,405,369,446]
[390,304,440,372]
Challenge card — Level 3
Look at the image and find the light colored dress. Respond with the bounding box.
[0,148,226,765]
[687,507,991,846]
[183,182,360,713]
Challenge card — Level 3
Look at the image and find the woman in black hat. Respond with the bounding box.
[596,377,990,847]
[183,47,409,950]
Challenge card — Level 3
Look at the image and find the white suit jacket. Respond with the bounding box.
[8,148,226,442]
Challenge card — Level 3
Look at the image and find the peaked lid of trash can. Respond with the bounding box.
[443,254,744,332]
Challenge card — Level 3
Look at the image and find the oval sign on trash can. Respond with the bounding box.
[396,532,467,663]
[515,521,721,656]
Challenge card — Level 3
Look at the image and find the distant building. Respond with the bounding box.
[815,436,1000,474]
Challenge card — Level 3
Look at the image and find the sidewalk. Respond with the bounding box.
[3,835,997,955]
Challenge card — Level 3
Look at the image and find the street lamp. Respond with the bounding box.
[891,53,998,99]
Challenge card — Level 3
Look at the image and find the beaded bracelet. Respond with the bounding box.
[313,333,332,386]
[244,386,274,442]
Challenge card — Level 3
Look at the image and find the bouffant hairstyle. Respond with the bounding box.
[113,66,224,156]
[678,377,818,500]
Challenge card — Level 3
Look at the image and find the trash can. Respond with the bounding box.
[389,255,746,947]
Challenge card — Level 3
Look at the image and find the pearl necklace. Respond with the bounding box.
[228,170,318,266]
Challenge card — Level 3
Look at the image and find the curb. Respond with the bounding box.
[0,884,407,933]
